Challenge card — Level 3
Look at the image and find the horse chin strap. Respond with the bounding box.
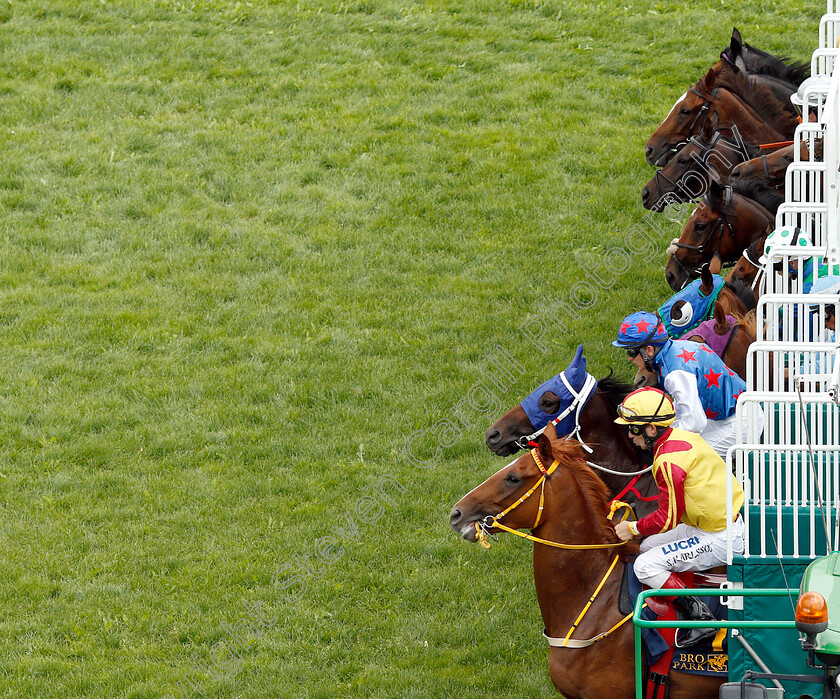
[514,373,598,453]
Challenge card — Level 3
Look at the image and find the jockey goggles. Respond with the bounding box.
[615,388,676,427]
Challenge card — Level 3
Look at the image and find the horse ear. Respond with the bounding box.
[536,424,556,465]
[700,263,714,293]
[713,300,730,334]
[730,28,743,58]
[702,68,716,91]
[707,178,724,209]
[709,252,722,275]
[564,344,588,390]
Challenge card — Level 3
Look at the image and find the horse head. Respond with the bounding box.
[451,425,610,545]
[658,267,726,339]
[484,344,591,456]
[730,143,799,189]
[725,228,769,300]
[645,69,719,167]
[664,180,773,291]
[642,132,755,211]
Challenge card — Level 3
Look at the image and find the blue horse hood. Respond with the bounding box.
[658,275,725,339]
[520,344,589,433]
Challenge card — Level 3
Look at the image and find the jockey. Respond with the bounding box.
[612,310,755,460]
[613,387,745,648]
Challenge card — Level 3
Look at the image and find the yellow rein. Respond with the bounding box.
[472,449,643,648]
[475,449,630,551]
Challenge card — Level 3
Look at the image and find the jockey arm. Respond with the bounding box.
[662,370,707,434]
[635,459,687,536]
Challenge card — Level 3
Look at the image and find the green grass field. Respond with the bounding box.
[0,1,819,696]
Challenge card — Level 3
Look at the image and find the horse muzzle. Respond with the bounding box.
[449,507,485,542]
[484,428,521,456]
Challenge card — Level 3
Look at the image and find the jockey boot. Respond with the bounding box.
[673,595,718,648]
[644,573,685,616]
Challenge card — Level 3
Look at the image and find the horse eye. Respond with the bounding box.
[680,108,692,116]
[677,157,689,165]
[695,222,708,230]
[539,392,560,412]
[505,472,522,485]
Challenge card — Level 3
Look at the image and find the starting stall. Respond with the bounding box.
[637,3,840,697]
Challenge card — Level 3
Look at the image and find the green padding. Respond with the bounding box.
[770,403,838,444]
[746,506,834,557]
[729,559,824,697]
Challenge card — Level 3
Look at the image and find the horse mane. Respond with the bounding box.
[595,371,635,411]
[548,439,620,545]
[729,308,757,335]
[741,42,810,86]
[711,67,798,139]
[730,177,785,215]
[724,277,757,311]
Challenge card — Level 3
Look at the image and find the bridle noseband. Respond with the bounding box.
[475,449,627,551]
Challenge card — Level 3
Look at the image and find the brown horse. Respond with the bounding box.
[664,181,774,291]
[484,368,658,517]
[729,142,803,189]
[645,68,796,167]
[449,428,722,699]
[641,133,759,211]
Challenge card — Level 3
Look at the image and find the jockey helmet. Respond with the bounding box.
[615,387,676,427]
[612,311,668,349]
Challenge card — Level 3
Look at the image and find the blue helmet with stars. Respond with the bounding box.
[612,311,669,349]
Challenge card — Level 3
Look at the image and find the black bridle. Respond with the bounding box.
[669,188,735,288]
[684,86,720,141]
[650,132,751,207]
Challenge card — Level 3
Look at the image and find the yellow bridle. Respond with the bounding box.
[474,449,630,550]
[473,449,643,648]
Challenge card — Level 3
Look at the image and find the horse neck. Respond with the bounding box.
[714,72,797,138]
[710,90,786,144]
[530,478,624,639]
[577,393,639,496]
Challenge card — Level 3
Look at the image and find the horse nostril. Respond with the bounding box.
[642,188,650,204]
[450,508,463,526]
[645,146,653,160]
[730,168,741,180]
[485,428,501,446]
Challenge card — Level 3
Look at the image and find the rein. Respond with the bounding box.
[474,450,635,649]
[543,553,640,648]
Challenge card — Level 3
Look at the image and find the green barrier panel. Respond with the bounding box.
[633,588,799,699]
[729,558,825,697]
